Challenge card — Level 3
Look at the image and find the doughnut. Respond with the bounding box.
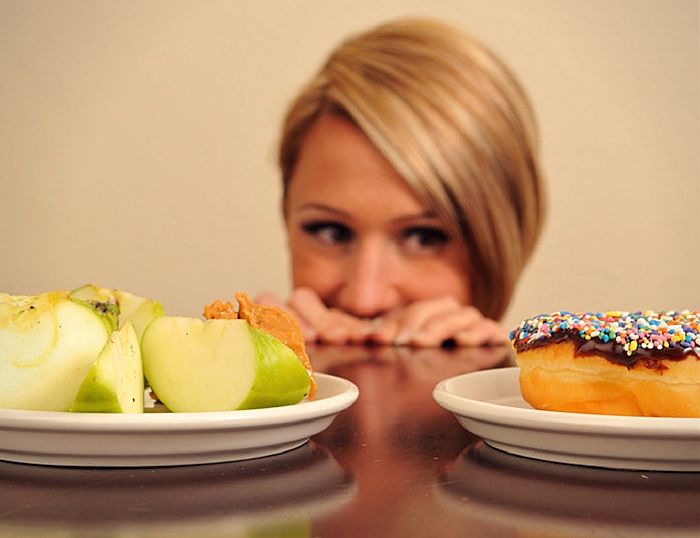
[509,311,700,417]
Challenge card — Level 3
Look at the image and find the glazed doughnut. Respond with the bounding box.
[509,311,700,417]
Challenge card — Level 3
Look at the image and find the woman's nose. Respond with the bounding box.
[335,239,400,319]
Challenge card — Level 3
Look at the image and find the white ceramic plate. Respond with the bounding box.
[433,367,700,471]
[0,373,358,467]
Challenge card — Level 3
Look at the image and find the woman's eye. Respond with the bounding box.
[400,227,450,252]
[301,221,354,246]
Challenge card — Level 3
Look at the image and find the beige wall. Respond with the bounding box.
[1,0,698,331]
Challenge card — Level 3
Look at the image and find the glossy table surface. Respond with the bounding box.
[0,345,698,537]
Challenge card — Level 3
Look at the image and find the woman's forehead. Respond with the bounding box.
[287,114,429,218]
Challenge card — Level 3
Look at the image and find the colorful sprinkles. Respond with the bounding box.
[510,310,700,358]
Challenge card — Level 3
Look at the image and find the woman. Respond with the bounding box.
[258,17,545,347]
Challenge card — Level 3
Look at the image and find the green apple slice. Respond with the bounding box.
[113,289,164,343]
[69,284,115,303]
[0,291,110,410]
[67,284,120,333]
[70,321,144,413]
[69,284,164,342]
[142,317,311,412]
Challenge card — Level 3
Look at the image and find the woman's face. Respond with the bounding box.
[285,113,471,319]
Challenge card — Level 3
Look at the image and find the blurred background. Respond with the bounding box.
[1,0,698,330]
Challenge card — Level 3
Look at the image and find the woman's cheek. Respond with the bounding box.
[290,253,342,300]
[401,263,471,305]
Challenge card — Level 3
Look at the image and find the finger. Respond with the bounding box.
[346,318,378,344]
[298,319,318,343]
[409,307,483,347]
[287,287,331,329]
[287,288,375,345]
[315,308,376,345]
[253,291,287,309]
[315,309,371,345]
[366,317,400,345]
[251,291,318,342]
[454,319,509,347]
[367,297,465,345]
[387,296,463,344]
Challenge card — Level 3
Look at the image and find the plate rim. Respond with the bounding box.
[433,367,700,437]
[433,367,700,471]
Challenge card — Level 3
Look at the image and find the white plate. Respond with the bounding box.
[0,373,358,467]
[433,367,700,471]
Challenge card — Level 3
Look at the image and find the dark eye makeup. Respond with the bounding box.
[299,220,450,252]
[301,221,354,244]
[400,226,450,247]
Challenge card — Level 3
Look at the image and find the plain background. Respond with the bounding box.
[1,0,698,331]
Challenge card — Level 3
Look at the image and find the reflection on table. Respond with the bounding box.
[0,441,354,537]
[309,344,699,537]
[437,442,700,538]
[309,344,513,536]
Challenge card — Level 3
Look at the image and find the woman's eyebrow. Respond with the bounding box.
[392,212,440,225]
[297,202,439,226]
[297,203,350,217]
[297,203,440,224]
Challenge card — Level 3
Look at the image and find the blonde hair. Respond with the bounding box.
[279,18,545,320]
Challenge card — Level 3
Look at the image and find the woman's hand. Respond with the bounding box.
[368,296,509,347]
[256,289,507,348]
[255,287,373,345]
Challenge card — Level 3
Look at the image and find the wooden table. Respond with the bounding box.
[0,345,697,537]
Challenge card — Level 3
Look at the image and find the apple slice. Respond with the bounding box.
[113,289,165,343]
[0,291,110,410]
[69,284,164,342]
[141,317,311,412]
[66,285,119,333]
[70,321,144,413]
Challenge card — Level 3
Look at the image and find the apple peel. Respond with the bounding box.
[204,292,317,399]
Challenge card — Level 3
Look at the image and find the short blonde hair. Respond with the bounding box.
[279,18,545,320]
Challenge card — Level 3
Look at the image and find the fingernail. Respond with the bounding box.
[326,329,346,341]
[369,317,383,329]
[361,318,380,337]
[394,330,412,346]
[360,325,375,337]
